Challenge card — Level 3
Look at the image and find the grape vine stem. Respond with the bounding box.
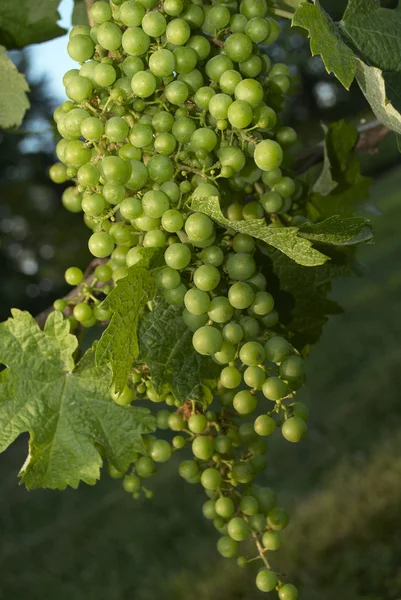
[294,119,389,175]
[35,258,107,329]
[85,0,96,27]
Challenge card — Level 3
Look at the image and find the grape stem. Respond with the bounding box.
[294,119,389,175]
[273,7,294,19]
[34,257,107,329]
[252,530,272,569]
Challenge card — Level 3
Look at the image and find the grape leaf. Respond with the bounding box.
[138,298,220,406]
[340,0,401,71]
[0,46,30,129]
[72,0,89,26]
[260,246,352,349]
[292,0,357,89]
[308,120,372,219]
[0,310,154,490]
[299,215,373,246]
[96,258,159,394]
[356,61,401,134]
[191,196,330,267]
[0,0,66,49]
[293,1,401,133]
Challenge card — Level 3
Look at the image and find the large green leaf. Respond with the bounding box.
[293,0,401,133]
[356,61,401,134]
[308,120,372,219]
[96,255,160,394]
[0,46,30,129]
[191,196,330,267]
[340,0,401,71]
[138,298,220,406]
[299,216,373,246]
[292,0,357,89]
[0,0,66,49]
[260,247,352,349]
[0,310,154,490]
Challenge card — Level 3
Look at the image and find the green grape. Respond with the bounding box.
[161,209,183,233]
[279,356,306,385]
[192,325,223,355]
[150,439,172,463]
[250,291,274,316]
[240,495,259,516]
[62,187,82,212]
[186,34,210,60]
[65,266,83,285]
[164,243,191,269]
[264,337,290,363]
[226,253,256,281]
[227,100,253,129]
[90,1,112,23]
[228,282,255,309]
[260,191,283,213]
[233,390,257,415]
[222,322,243,345]
[291,402,309,421]
[208,297,234,324]
[244,366,265,389]
[193,264,220,291]
[217,536,238,558]
[77,164,100,187]
[160,181,180,203]
[202,499,217,519]
[230,13,247,33]
[224,32,252,62]
[122,26,150,56]
[166,18,191,45]
[120,197,142,220]
[142,190,169,218]
[232,461,254,484]
[262,530,281,551]
[172,435,186,449]
[234,79,264,108]
[242,202,264,220]
[157,266,181,290]
[262,377,288,401]
[214,341,236,365]
[103,183,126,205]
[105,116,129,142]
[131,70,157,97]
[164,282,187,305]
[142,11,167,37]
[188,414,207,434]
[227,517,249,541]
[120,1,146,26]
[73,302,93,323]
[215,435,231,454]
[267,507,289,530]
[143,230,166,247]
[67,35,95,63]
[80,116,104,141]
[53,299,67,312]
[184,287,210,315]
[94,305,112,321]
[220,366,242,389]
[136,456,156,478]
[191,127,217,152]
[281,417,307,443]
[201,468,222,490]
[239,341,265,366]
[254,140,283,172]
[123,473,141,492]
[88,232,115,258]
[49,163,68,184]
[82,193,106,216]
[185,212,213,242]
[100,156,132,185]
[255,569,278,593]
[147,155,174,183]
[218,147,246,172]
[64,140,92,167]
[169,413,186,431]
[254,414,276,436]
[278,584,299,600]
[249,513,266,532]
[261,310,279,328]
[111,384,135,406]
[94,62,116,86]
[200,245,224,267]
[192,436,215,460]
[97,22,123,50]
[205,55,234,82]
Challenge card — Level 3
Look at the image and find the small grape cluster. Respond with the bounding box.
[50,0,306,596]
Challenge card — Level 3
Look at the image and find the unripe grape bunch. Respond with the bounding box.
[50,0,307,595]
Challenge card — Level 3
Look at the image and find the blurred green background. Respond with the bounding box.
[1,1,401,599]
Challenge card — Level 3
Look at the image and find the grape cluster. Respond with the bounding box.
[50,0,306,595]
